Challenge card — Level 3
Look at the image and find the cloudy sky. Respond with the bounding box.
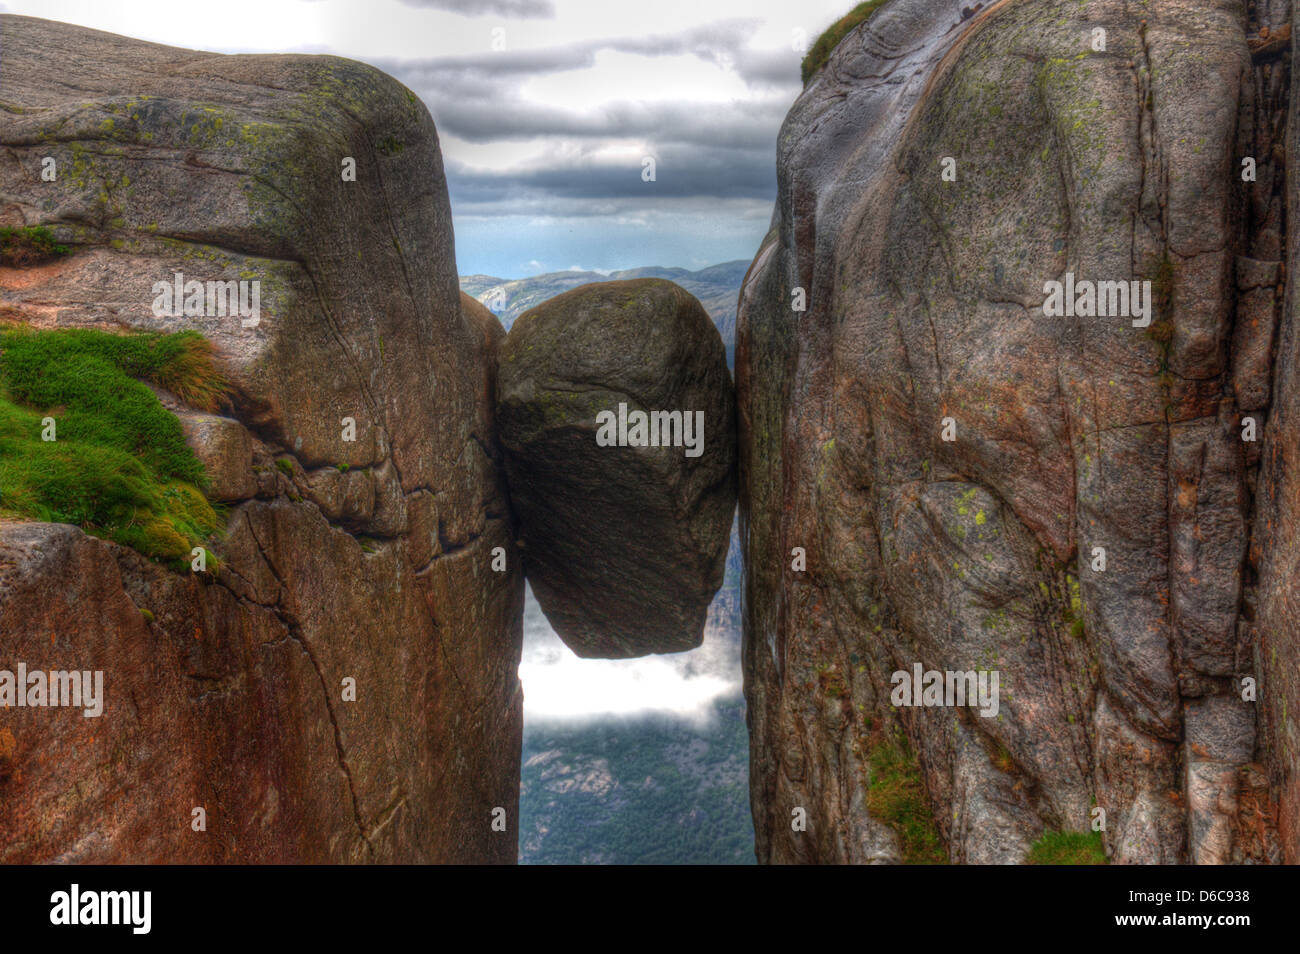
[3,0,856,277]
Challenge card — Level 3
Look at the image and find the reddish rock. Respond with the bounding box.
[0,15,522,863]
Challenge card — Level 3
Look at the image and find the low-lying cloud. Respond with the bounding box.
[518,586,741,724]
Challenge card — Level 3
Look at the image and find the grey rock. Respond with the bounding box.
[737,0,1283,864]
[179,413,256,502]
[497,278,736,658]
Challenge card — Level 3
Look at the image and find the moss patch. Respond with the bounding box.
[0,226,71,267]
[865,726,947,864]
[0,325,226,568]
[1027,830,1107,865]
[802,1,890,85]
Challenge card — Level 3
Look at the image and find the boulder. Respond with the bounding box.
[497,279,736,658]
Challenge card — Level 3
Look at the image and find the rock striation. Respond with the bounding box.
[496,279,736,658]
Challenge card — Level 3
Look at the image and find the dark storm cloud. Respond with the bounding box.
[446,141,776,205]
[414,92,789,148]
[379,19,797,85]
[376,41,795,149]
[372,19,799,220]
[397,0,556,17]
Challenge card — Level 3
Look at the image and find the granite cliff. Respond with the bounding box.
[0,14,735,863]
[0,14,523,863]
[738,0,1295,863]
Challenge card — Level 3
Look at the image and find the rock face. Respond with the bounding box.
[738,0,1291,863]
[497,279,736,658]
[0,15,523,862]
[1257,0,1300,863]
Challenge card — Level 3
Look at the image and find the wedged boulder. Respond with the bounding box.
[497,278,736,658]
[0,15,523,863]
[738,0,1288,864]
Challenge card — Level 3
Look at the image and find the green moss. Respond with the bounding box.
[0,226,71,267]
[865,729,947,864]
[0,326,226,569]
[801,0,890,85]
[275,457,295,477]
[1027,830,1107,865]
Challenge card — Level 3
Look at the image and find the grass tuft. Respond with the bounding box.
[0,325,227,568]
[1026,830,1108,865]
[865,726,948,864]
[0,226,71,267]
[802,1,890,85]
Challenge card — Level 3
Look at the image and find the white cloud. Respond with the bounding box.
[518,587,739,723]
[521,50,750,107]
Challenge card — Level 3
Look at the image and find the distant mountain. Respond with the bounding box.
[460,261,749,368]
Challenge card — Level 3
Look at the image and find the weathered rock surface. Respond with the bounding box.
[0,15,523,862]
[497,279,736,658]
[1257,0,1300,865]
[739,0,1291,863]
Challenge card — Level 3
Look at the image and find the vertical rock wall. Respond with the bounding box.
[1256,0,1300,867]
[739,0,1291,863]
[0,15,523,863]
